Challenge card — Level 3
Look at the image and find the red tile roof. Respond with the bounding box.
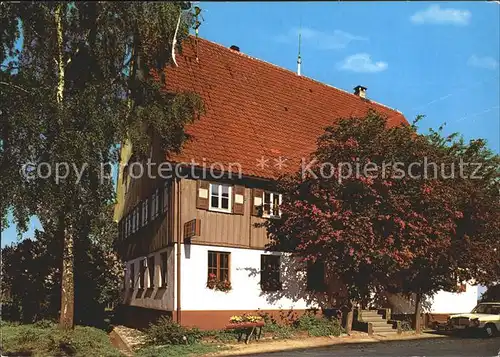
[164,36,407,180]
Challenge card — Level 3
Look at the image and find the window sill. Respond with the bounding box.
[262,214,281,220]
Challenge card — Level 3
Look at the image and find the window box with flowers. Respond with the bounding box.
[226,314,265,343]
[228,314,264,328]
[207,251,232,292]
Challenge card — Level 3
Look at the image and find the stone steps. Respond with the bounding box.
[370,321,393,327]
[360,310,398,335]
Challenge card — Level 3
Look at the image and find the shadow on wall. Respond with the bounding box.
[379,292,433,314]
[241,253,350,319]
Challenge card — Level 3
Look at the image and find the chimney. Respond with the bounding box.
[353,85,367,99]
[229,45,240,52]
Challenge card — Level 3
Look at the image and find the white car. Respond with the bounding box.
[448,302,500,337]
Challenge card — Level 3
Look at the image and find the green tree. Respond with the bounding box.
[1,204,123,327]
[1,2,203,329]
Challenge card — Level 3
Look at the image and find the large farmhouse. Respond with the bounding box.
[114,36,412,330]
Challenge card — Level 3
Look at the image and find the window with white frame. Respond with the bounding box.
[151,188,160,219]
[129,263,135,289]
[139,259,146,289]
[263,191,282,218]
[209,183,232,212]
[142,199,149,226]
[163,181,169,213]
[147,256,155,288]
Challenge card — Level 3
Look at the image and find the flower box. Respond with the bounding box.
[225,321,265,330]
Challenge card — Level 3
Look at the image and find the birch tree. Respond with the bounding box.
[1,1,202,329]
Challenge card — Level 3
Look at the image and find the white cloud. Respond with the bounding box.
[467,55,499,70]
[410,5,471,26]
[275,27,367,50]
[337,53,388,73]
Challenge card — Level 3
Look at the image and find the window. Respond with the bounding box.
[263,191,282,218]
[131,210,136,233]
[151,189,160,220]
[134,205,140,232]
[163,181,170,213]
[306,260,326,292]
[261,255,281,291]
[139,259,146,289]
[147,256,155,288]
[208,251,230,282]
[142,199,149,226]
[160,252,168,287]
[126,215,131,237]
[129,263,135,289]
[209,184,232,212]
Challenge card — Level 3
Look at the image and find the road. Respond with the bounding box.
[242,337,500,357]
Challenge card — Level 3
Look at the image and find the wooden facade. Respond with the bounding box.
[116,168,276,261]
[179,178,269,250]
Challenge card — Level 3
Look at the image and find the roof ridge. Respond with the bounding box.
[189,35,403,115]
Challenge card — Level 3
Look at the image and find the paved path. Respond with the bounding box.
[241,336,500,357]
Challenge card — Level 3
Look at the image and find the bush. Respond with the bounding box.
[33,319,55,329]
[400,320,413,331]
[146,316,203,345]
[1,323,122,356]
[203,329,240,343]
[262,322,295,339]
[294,313,343,337]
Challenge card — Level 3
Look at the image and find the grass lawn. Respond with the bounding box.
[136,343,227,357]
[0,321,122,357]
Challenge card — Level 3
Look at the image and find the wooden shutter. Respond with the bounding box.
[233,185,245,215]
[251,188,264,216]
[183,218,201,240]
[196,180,210,210]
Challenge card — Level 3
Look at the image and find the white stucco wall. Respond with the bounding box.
[429,284,479,313]
[180,244,317,311]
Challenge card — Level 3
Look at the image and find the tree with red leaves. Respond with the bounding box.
[387,128,500,332]
[266,111,499,332]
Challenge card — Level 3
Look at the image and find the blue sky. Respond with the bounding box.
[1,2,499,247]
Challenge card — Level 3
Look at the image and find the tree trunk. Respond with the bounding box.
[414,293,422,334]
[59,223,75,329]
[55,4,74,330]
[345,299,354,335]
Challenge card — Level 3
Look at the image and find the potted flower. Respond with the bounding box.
[228,314,264,328]
[206,274,232,292]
